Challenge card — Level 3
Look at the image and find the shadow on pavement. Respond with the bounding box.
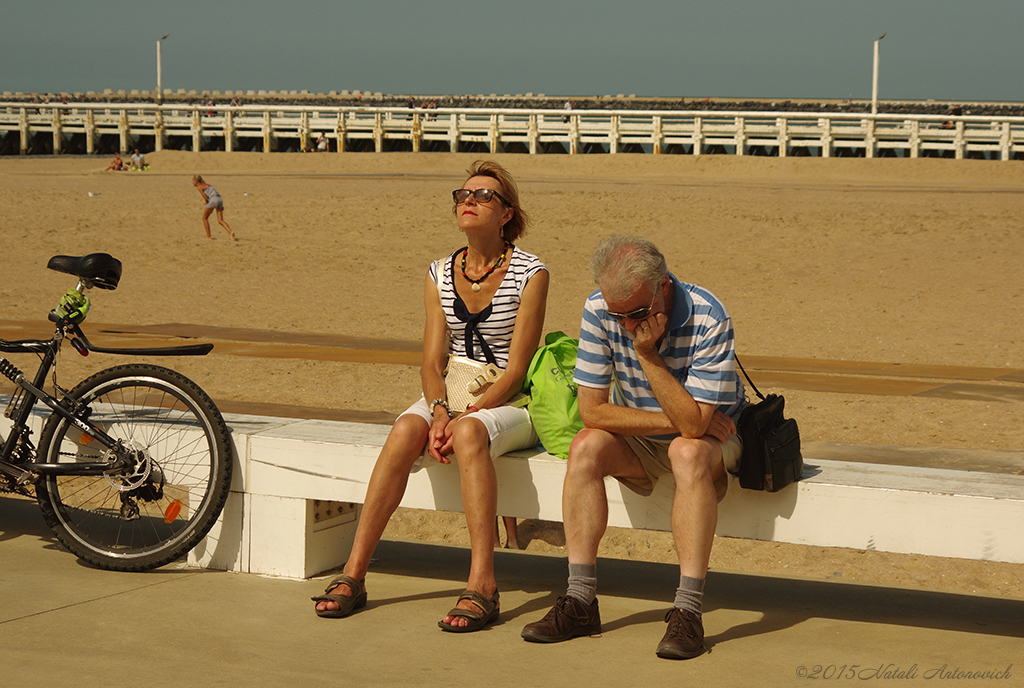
[367,539,1024,643]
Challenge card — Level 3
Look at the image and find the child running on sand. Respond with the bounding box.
[192,175,237,241]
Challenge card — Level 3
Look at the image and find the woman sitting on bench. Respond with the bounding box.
[312,160,549,633]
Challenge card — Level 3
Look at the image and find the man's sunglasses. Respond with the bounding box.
[606,292,657,322]
[452,188,510,206]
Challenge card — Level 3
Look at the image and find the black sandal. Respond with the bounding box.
[311,574,367,618]
[437,589,500,633]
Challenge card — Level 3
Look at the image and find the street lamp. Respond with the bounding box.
[871,32,886,115]
[155,33,169,105]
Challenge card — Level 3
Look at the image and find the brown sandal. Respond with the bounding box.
[311,574,367,618]
[437,589,500,633]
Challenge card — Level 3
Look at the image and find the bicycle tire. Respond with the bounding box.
[35,364,232,571]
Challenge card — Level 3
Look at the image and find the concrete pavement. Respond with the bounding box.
[1,492,1020,688]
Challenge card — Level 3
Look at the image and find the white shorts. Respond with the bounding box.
[399,397,538,469]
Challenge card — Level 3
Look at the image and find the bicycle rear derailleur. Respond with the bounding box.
[105,447,165,521]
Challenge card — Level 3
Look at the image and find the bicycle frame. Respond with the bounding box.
[1,279,213,487]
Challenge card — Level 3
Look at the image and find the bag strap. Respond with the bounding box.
[735,355,766,402]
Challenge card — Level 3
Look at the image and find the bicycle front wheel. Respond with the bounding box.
[36,364,232,571]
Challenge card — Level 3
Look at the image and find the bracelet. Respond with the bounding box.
[466,405,481,413]
[429,398,454,418]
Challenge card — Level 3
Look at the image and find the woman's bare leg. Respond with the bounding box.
[202,208,213,239]
[441,417,499,627]
[215,208,237,240]
[502,516,520,549]
[314,415,429,613]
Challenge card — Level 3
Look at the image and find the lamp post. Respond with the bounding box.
[871,32,886,115]
[155,33,169,105]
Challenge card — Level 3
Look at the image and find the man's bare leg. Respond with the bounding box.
[668,436,725,579]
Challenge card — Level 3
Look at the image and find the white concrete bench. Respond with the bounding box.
[190,413,1024,579]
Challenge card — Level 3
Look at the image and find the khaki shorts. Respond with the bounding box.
[618,432,743,498]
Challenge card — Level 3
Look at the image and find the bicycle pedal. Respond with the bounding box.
[0,463,38,492]
[16,472,38,489]
[12,480,36,497]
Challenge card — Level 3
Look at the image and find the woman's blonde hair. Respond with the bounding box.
[455,160,530,243]
[192,174,204,184]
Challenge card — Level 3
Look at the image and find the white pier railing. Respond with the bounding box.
[3,102,1024,160]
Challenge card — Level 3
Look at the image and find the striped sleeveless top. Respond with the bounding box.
[429,246,546,370]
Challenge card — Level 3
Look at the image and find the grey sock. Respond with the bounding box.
[567,563,597,605]
[674,575,705,616]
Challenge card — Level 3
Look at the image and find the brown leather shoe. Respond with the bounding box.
[521,595,601,643]
[656,608,707,659]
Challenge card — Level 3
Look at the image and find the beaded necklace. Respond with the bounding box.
[461,242,511,292]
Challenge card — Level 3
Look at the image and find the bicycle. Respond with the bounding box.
[0,253,232,572]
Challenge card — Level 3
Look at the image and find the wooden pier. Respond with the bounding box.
[3,101,1024,159]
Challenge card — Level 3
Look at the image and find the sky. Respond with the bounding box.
[2,0,1022,103]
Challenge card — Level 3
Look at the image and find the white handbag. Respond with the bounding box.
[444,356,502,413]
[444,355,529,414]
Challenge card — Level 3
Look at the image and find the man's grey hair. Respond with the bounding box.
[590,235,668,302]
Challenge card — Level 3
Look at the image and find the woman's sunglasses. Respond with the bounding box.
[452,188,510,206]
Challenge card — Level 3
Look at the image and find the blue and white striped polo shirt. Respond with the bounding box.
[574,273,745,440]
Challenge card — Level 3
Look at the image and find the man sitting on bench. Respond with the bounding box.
[521,235,745,660]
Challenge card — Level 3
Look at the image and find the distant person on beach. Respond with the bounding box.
[130,149,146,170]
[521,235,745,661]
[311,160,549,633]
[944,105,963,129]
[192,175,237,241]
[563,99,572,123]
[104,152,124,171]
[316,132,328,152]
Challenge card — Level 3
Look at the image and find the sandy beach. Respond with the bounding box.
[1,151,1022,598]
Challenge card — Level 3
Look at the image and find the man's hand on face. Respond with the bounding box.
[631,311,668,356]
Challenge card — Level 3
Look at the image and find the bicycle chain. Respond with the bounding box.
[51,447,152,492]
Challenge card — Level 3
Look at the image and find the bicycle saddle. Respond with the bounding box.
[47,253,122,290]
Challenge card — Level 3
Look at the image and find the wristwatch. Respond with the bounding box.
[429,398,455,418]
